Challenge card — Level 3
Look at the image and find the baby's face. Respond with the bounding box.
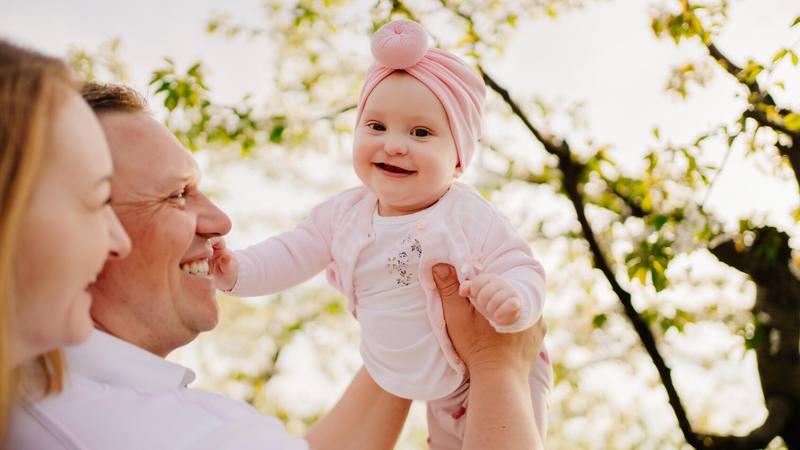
[353,72,459,217]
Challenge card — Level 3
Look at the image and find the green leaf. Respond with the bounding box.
[187,62,202,77]
[772,48,788,63]
[592,313,608,329]
[653,214,669,231]
[792,16,800,28]
[651,265,668,292]
[164,92,178,111]
[269,125,285,144]
[791,50,799,66]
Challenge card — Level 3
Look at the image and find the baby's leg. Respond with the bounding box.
[425,380,469,450]
[531,350,554,443]
[426,351,553,449]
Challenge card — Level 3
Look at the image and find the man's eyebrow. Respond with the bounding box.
[158,173,198,191]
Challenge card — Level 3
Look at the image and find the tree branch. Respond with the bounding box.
[776,140,800,191]
[481,66,706,448]
[708,227,799,448]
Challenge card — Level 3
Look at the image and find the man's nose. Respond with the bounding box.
[195,193,232,238]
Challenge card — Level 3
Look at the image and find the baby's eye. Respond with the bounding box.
[411,128,431,137]
[367,122,386,131]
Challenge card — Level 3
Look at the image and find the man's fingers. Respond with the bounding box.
[433,264,461,300]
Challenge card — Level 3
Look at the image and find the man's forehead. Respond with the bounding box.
[99,112,200,190]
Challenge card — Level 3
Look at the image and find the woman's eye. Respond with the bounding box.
[367,123,386,131]
[412,128,431,137]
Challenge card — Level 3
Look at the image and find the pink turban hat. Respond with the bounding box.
[355,19,486,170]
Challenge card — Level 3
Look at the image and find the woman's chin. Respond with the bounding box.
[64,290,95,345]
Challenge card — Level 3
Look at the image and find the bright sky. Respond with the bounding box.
[3,0,797,231]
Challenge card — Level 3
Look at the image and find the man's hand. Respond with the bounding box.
[459,273,522,327]
[432,264,544,375]
[209,237,238,292]
[432,263,546,450]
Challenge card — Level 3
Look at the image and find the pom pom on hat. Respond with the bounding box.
[371,19,429,70]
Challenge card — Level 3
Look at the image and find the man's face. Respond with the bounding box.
[89,112,231,356]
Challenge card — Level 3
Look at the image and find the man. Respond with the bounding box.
[7,83,545,450]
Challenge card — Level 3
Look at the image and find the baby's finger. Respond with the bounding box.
[485,288,515,315]
[475,281,505,307]
[210,239,227,255]
[458,280,472,297]
[493,297,521,322]
[466,274,494,294]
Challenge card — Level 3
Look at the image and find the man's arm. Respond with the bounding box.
[305,367,411,450]
[433,263,545,450]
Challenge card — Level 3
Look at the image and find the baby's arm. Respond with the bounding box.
[215,199,337,297]
[463,212,546,333]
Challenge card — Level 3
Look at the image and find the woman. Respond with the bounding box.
[0,39,131,435]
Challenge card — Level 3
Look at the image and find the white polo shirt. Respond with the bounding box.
[5,330,309,450]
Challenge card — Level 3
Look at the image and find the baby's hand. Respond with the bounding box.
[209,237,238,292]
[459,273,521,327]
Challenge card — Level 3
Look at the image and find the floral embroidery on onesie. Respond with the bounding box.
[386,232,423,286]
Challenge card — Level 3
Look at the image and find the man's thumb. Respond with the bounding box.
[432,264,459,299]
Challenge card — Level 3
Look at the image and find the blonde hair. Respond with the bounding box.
[0,39,75,435]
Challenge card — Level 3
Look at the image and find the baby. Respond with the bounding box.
[215,19,552,449]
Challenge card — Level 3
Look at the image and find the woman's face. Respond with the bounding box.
[11,91,131,365]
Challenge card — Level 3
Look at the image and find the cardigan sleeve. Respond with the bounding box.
[229,196,337,297]
[478,211,546,333]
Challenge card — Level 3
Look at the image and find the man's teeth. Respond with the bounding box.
[180,259,210,276]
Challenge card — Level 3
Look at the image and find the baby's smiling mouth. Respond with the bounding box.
[375,163,415,175]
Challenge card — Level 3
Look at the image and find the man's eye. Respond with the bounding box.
[412,128,431,137]
[367,123,386,131]
[170,190,187,201]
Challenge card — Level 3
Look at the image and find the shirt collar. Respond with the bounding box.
[64,330,196,392]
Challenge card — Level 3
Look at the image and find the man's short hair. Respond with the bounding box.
[81,82,148,114]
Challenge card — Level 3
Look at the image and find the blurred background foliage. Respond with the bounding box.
[67,0,799,448]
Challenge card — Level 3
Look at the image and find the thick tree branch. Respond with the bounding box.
[709,227,800,448]
[481,66,706,448]
[447,4,796,447]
